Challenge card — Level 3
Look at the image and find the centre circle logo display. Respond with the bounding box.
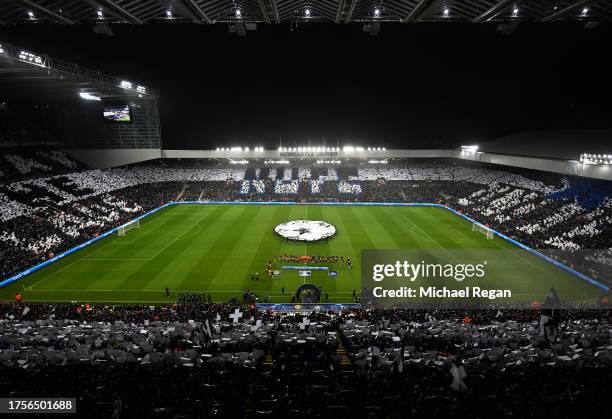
[275,220,336,242]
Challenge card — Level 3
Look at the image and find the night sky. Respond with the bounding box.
[0,22,610,149]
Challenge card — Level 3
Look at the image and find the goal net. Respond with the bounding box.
[472,222,494,239]
[117,220,140,236]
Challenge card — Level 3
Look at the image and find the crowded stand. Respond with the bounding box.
[0,301,610,418]
[0,144,85,183]
[1,152,611,285]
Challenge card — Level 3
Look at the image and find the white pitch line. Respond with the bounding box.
[29,259,82,290]
[82,258,150,261]
[82,217,207,262]
[145,218,205,260]
[403,214,463,264]
[30,213,179,289]
[439,209,563,283]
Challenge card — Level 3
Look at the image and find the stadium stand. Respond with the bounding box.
[0,301,610,418]
[1,152,610,286]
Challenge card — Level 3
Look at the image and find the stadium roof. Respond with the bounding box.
[0,40,158,101]
[0,0,610,24]
[478,129,612,161]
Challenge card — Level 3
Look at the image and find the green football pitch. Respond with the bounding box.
[0,204,605,304]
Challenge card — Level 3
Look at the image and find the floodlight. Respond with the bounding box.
[305,8,311,17]
[443,8,449,17]
[120,80,133,89]
[79,92,101,101]
[97,10,104,18]
[512,8,519,16]
[28,11,34,19]
[235,9,242,18]
[374,8,381,17]
[18,51,45,67]
[582,8,588,16]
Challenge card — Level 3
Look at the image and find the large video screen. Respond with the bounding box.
[102,104,132,123]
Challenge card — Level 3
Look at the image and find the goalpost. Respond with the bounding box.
[117,219,140,236]
[472,222,494,240]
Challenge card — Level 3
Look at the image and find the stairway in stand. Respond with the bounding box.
[336,341,352,369]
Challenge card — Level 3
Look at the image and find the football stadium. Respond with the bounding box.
[0,2,611,418]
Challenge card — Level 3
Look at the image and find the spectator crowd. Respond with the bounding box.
[1,147,611,286]
[0,301,610,418]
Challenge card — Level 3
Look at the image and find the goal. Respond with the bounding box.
[472,222,494,239]
[117,219,140,236]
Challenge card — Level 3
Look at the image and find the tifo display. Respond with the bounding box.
[274,220,336,241]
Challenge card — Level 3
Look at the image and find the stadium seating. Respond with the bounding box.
[1,150,611,284]
[0,301,610,418]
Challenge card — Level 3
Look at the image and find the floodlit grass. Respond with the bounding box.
[0,204,604,304]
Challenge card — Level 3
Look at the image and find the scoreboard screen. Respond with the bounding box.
[102,104,131,123]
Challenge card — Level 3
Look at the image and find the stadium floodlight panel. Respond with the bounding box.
[580,153,612,165]
[229,159,248,164]
[18,51,46,68]
[28,11,34,19]
[582,8,589,16]
[235,9,242,18]
[374,8,381,17]
[230,147,242,152]
[512,8,519,16]
[305,8,311,17]
[120,80,133,89]
[97,10,103,18]
[461,145,479,152]
[343,146,355,152]
[136,86,146,94]
[166,10,173,18]
[79,92,101,101]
